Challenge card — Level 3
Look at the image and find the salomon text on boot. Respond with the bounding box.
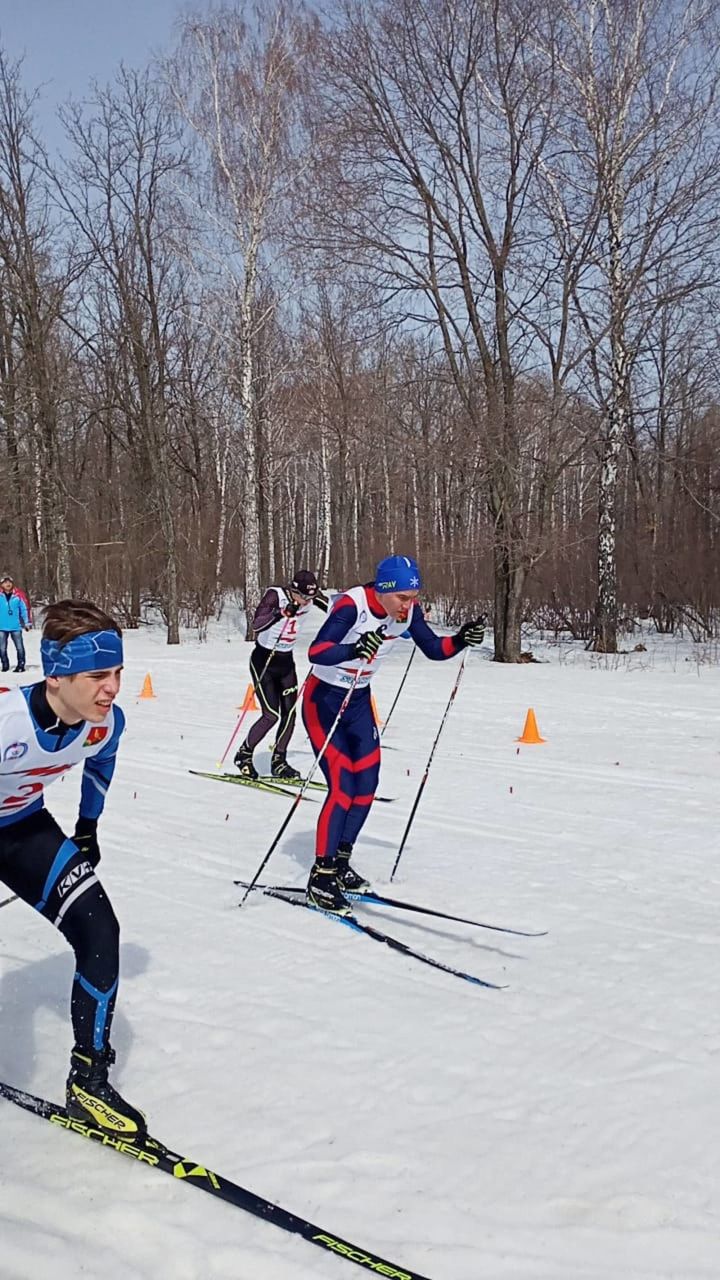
[335,841,371,894]
[66,1045,146,1139]
[307,857,352,916]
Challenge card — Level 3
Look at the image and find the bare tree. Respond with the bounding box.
[0,51,76,596]
[59,68,187,641]
[309,0,600,658]
[165,1,315,634]
[542,0,720,649]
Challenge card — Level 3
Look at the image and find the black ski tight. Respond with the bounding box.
[244,646,298,755]
[0,808,119,1053]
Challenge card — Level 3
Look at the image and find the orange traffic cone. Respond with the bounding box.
[516,708,545,744]
[237,683,259,712]
[139,673,156,699]
[370,695,383,727]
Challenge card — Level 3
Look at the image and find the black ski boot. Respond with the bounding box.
[336,841,371,893]
[271,753,302,781]
[66,1045,146,1139]
[234,745,258,780]
[14,664,25,673]
[307,857,352,916]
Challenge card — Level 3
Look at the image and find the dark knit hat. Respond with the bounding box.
[290,569,318,597]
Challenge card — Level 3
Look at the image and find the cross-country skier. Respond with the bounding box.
[234,569,328,781]
[302,554,485,913]
[0,600,145,1137]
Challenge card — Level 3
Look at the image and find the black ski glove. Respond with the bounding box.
[73,817,101,868]
[353,629,385,660]
[456,616,486,647]
[283,599,300,617]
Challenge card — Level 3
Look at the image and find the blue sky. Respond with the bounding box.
[0,0,195,150]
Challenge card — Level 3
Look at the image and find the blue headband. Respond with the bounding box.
[41,629,124,677]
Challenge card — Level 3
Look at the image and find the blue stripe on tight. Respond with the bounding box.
[34,838,78,912]
[75,974,118,1051]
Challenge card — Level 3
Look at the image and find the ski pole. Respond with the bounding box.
[381,645,416,736]
[239,666,364,906]
[217,641,280,767]
[217,715,248,769]
[389,649,469,882]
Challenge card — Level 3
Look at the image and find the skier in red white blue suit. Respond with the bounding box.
[302,554,485,914]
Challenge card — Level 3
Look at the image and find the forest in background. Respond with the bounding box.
[1,0,719,657]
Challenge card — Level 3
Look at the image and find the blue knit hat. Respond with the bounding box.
[374,555,422,592]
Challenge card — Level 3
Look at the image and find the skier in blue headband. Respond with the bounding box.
[0,599,146,1138]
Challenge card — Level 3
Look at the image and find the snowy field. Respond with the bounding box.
[1,609,719,1280]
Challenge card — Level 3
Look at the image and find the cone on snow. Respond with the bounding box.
[238,682,259,712]
[370,695,383,726]
[139,673,156,699]
[516,707,545,744]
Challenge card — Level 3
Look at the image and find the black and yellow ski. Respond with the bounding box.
[255,775,396,802]
[191,770,393,804]
[258,774,327,792]
[0,1080,434,1280]
[188,770,316,800]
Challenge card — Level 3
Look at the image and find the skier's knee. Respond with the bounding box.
[61,883,120,988]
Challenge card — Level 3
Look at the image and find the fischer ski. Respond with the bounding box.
[233,880,546,938]
[246,886,506,989]
[0,1081,434,1280]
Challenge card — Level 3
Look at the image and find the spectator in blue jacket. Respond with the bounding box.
[0,574,30,673]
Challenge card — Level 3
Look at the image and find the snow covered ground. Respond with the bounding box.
[1,611,719,1280]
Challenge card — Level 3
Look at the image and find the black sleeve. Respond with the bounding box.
[253,589,282,633]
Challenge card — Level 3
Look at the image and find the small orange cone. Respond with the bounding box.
[237,683,259,712]
[370,695,383,727]
[516,708,545,744]
[139,673,156,699]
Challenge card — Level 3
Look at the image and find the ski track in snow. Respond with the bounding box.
[1,616,719,1279]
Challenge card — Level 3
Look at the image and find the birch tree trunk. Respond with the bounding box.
[595,186,629,652]
[319,417,332,581]
[240,270,262,633]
